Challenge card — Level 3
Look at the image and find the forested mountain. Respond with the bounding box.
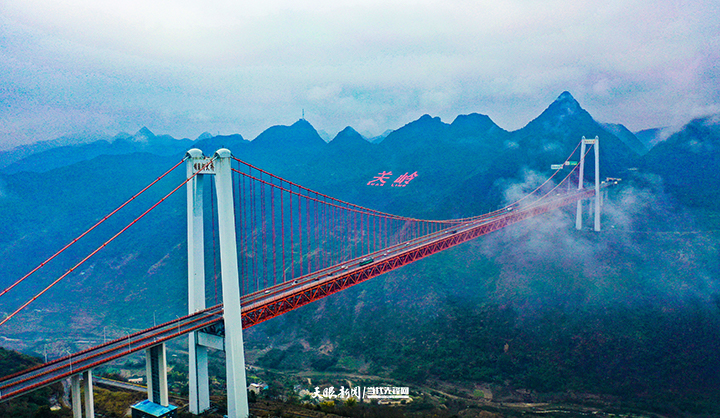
[0,349,65,417]
[1,92,719,415]
[641,115,720,209]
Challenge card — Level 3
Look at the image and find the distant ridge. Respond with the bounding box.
[2,127,194,174]
[602,123,649,155]
[251,119,326,150]
[635,127,673,148]
[368,129,393,144]
[1,91,656,176]
[0,132,111,170]
[193,133,248,156]
[330,126,369,147]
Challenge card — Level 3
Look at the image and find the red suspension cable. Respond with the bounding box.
[0,158,186,299]
[271,186,277,286]
[289,184,294,281]
[280,181,286,283]
[261,171,267,289]
[297,192,303,277]
[0,158,213,327]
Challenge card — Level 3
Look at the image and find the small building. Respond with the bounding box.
[248,382,268,395]
[130,400,177,418]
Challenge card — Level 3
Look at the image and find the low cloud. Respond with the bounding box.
[496,169,555,204]
[478,172,719,312]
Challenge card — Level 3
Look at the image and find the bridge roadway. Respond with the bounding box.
[0,187,597,402]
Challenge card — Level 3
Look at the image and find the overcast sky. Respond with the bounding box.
[1,0,719,149]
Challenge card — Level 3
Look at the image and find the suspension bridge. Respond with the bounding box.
[0,137,608,417]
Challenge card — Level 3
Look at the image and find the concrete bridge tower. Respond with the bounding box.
[186,148,249,418]
[575,136,601,232]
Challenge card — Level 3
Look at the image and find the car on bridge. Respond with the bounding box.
[359,257,374,266]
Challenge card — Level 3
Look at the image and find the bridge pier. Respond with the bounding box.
[71,375,80,418]
[83,370,94,418]
[189,335,210,413]
[146,344,169,406]
[70,370,94,418]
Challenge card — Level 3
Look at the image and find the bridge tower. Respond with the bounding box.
[575,136,601,232]
[186,148,250,418]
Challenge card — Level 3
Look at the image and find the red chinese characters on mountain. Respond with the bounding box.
[391,171,418,187]
[367,171,393,186]
[367,171,419,187]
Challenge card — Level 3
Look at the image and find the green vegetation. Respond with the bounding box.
[93,387,145,418]
[0,348,70,418]
[0,347,42,378]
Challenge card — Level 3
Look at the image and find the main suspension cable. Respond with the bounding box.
[0,158,215,327]
[0,158,186,299]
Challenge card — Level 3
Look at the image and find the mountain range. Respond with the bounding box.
[2,93,717,302]
[1,93,716,295]
[0,91,715,325]
[0,92,639,176]
[2,91,720,414]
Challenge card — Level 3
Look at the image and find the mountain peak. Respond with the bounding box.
[525,91,587,130]
[292,118,314,129]
[337,126,361,137]
[556,91,576,102]
[381,114,449,147]
[450,113,501,132]
[417,114,441,124]
[551,91,581,113]
[133,127,155,143]
[330,126,369,148]
[252,119,325,149]
[135,126,154,137]
[448,113,507,143]
[402,114,445,130]
[196,132,213,141]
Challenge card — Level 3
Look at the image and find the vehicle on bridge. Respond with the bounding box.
[359,257,374,266]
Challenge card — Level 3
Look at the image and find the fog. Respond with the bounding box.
[474,171,719,313]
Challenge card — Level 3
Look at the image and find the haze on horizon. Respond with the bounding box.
[1,0,719,150]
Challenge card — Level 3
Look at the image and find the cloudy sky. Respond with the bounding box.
[1,0,718,149]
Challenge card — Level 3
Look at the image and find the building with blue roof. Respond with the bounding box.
[130,399,178,418]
